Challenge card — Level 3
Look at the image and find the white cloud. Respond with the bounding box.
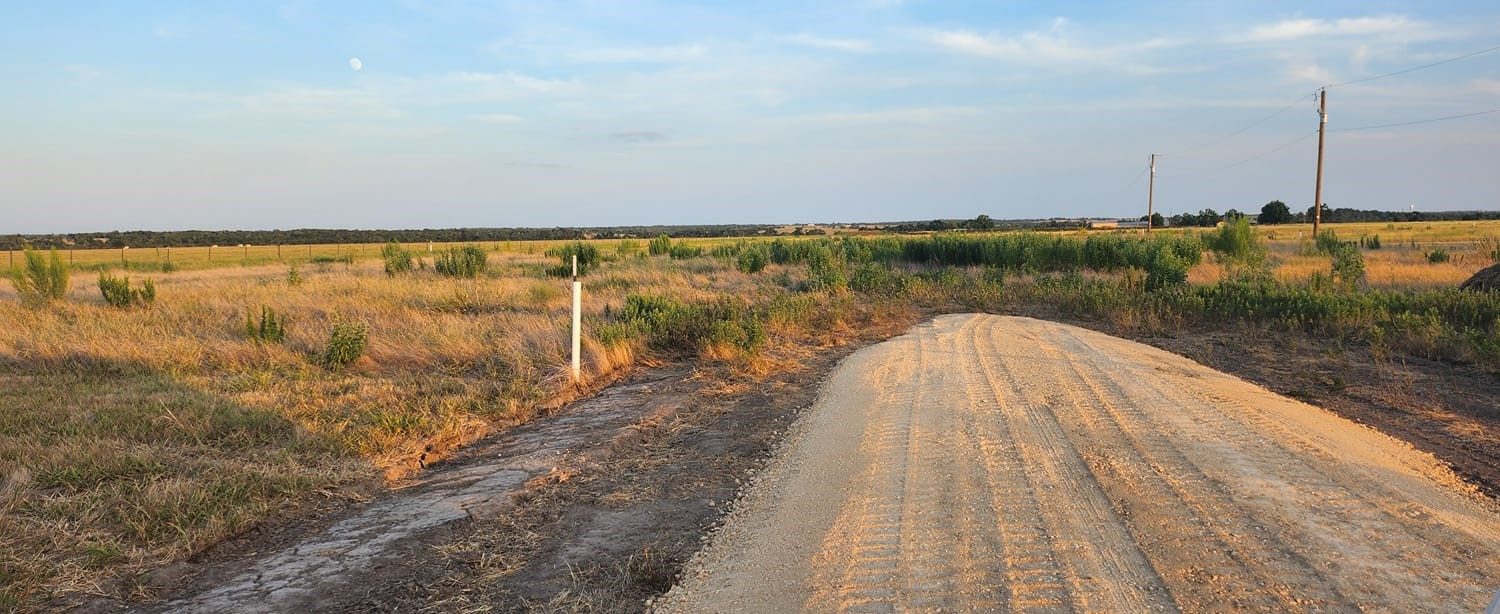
[63,64,101,81]
[775,33,873,53]
[1286,62,1331,84]
[568,44,707,64]
[469,113,525,124]
[1238,15,1425,42]
[915,20,1176,72]
[451,71,578,93]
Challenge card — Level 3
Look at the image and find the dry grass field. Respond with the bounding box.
[2,221,1497,611]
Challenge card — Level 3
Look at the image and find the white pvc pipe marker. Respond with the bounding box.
[571,255,581,381]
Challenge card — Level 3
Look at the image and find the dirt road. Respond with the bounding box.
[657,314,1500,612]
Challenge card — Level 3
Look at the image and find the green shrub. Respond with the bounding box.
[1332,246,1365,289]
[160,260,179,273]
[1145,250,1189,291]
[667,244,703,260]
[805,245,847,292]
[309,254,354,265]
[736,246,769,273]
[381,241,413,275]
[287,264,304,287]
[849,263,905,294]
[97,273,155,308]
[1425,248,1450,264]
[1205,217,1260,263]
[545,242,601,277]
[7,248,70,307]
[244,305,286,344]
[319,317,369,370]
[1360,234,1382,250]
[616,239,642,257]
[1315,230,1351,255]
[610,294,767,355]
[434,246,488,278]
[648,234,672,256]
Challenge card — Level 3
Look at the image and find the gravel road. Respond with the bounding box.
[656,314,1500,613]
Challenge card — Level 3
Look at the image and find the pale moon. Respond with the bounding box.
[349,57,362,71]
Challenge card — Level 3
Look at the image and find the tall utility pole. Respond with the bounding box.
[1146,153,1157,232]
[1313,88,1327,236]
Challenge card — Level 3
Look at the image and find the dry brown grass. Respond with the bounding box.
[0,248,797,610]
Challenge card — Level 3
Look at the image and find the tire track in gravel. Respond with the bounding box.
[655,314,1500,613]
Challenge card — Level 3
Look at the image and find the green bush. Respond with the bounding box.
[1145,250,1189,291]
[1332,246,1365,289]
[381,241,413,275]
[244,305,286,344]
[1360,234,1382,250]
[320,317,369,370]
[1425,248,1450,264]
[545,241,601,277]
[7,248,70,307]
[736,246,769,273]
[648,234,672,256]
[1205,217,1260,263]
[97,273,155,308]
[608,294,767,356]
[160,260,179,273]
[287,264,304,287]
[310,254,354,265]
[1315,231,1352,255]
[667,244,703,260]
[434,246,488,278]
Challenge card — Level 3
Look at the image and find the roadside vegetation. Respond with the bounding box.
[2,220,1498,610]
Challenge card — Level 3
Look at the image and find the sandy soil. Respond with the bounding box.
[656,314,1500,613]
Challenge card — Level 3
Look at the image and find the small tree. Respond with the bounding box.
[1331,245,1365,289]
[1257,201,1291,225]
[381,241,413,275]
[320,317,369,370]
[648,234,673,256]
[545,241,601,277]
[245,305,287,343]
[969,214,996,230]
[7,248,70,307]
[736,246,769,273]
[97,273,156,308]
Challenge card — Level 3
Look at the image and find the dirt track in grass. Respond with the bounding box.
[656,314,1500,612]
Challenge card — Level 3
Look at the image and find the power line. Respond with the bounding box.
[1164,92,1313,156]
[1157,131,1317,179]
[1333,108,1500,131]
[1328,42,1500,88]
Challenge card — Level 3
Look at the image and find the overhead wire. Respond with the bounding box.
[1332,108,1500,131]
[1162,92,1313,157]
[1156,131,1317,179]
[1327,42,1500,88]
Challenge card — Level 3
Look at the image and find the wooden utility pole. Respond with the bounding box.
[1313,88,1327,236]
[1146,153,1157,232]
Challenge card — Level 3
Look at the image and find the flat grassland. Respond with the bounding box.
[1,220,1497,611]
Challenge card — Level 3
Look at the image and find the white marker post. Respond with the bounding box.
[571,254,582,382]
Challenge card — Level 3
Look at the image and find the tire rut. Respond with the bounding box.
[655,315,1500,614]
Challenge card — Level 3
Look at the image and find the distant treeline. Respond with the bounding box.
[0,224,781,250]
[6,209,1497,250]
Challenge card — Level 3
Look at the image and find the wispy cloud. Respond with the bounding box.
[63,64,101,81]
[451,71,578,93]
[569,44,707,64]
[915,18,1175,72]
[469,113,525,124]
[1236,15,1425,42]
[609,131,666,143]
[775,33,873,53]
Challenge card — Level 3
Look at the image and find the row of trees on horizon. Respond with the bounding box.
[5,207,1497,251]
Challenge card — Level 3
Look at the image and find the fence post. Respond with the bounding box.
[571,254,582,382]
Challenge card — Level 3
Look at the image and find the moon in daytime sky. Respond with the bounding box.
[349,57,362,71]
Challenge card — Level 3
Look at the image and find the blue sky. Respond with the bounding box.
[2,1,1498,232]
